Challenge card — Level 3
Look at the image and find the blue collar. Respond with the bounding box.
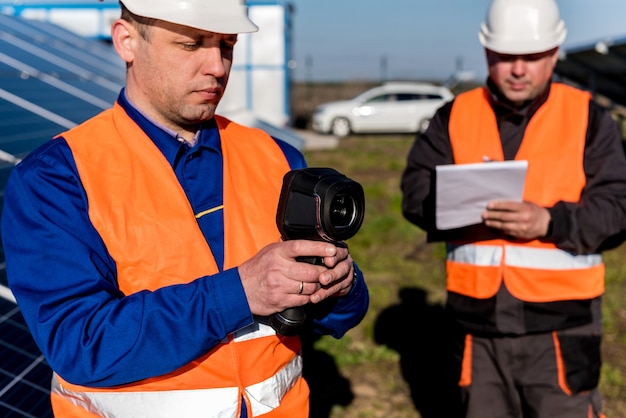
[116,89,221,167]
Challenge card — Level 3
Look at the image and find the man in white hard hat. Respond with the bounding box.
[401,0,626,417]
[1,1,369,417]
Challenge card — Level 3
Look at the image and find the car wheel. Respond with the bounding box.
[331,117,351,137]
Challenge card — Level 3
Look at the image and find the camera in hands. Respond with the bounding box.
[270,167,365,336]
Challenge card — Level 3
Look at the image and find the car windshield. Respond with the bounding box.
[365,94,392,103]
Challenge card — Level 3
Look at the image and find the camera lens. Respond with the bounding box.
[329,193,357,229]
[276,167,365,242]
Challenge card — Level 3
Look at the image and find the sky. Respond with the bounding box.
[287,0,626,83]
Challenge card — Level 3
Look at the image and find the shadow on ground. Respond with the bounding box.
[374,287,463,418]
[301,331,354,418]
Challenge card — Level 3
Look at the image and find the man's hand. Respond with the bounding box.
[238,240,355,316]
[482,200,551,240]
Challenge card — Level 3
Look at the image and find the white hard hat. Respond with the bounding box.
[121,0,259,34]
[478,0,566,54]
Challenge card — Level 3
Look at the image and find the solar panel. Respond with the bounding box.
[0,12,124,417]
[0,298,53,418]
[0,13,123,158]
[555,36,626,107]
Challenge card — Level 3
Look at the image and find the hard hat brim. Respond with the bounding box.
[121,0,259,34]
[479,23,566,55]
[177,12,259,34]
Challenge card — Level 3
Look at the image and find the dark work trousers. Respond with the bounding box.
[456,320,605,418]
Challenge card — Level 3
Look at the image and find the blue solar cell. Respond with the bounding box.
[0,99,73,158]
[0,48,117,122]
[0,13,125,81]
[0,45,120,101]
[0,298,53,418]
[0,100,118,160]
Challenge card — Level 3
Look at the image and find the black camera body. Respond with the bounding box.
[270,167,365,336]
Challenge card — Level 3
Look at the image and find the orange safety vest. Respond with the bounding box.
[446,83,604,303]
[52,103,308,417]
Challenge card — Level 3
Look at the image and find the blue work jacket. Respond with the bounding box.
[2,90,368,388]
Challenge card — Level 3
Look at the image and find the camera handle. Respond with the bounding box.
[269,255,324,337]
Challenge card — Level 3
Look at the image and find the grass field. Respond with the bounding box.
[301,133,626,418]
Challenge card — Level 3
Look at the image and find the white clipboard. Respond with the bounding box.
[435,160,528,230]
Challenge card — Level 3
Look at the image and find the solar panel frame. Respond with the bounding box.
[0,298,54,418]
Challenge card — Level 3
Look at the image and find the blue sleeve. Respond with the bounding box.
[307,264,369,338]
[274,137,307,169]
[273,137,369,338]
[1,139,253,387]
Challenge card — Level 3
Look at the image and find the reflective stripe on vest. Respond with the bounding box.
[446,243,605,301]
[448,244,602,270]
[52,353,302,418]
[446,84,604,302]
[58,105,307,417]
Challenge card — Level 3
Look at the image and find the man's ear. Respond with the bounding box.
[111,19,136,64]
[550,47,560,68]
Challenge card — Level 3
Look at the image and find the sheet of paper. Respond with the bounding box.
[435,160,528,230]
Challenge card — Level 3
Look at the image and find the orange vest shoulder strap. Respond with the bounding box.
[449,87,503,163]
[215,115,291,268]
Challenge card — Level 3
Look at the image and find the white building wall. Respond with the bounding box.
[219,4,290,128]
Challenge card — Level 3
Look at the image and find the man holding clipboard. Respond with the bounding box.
[400,0,626,417]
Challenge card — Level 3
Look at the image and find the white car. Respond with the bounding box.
[311,82,454,137]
